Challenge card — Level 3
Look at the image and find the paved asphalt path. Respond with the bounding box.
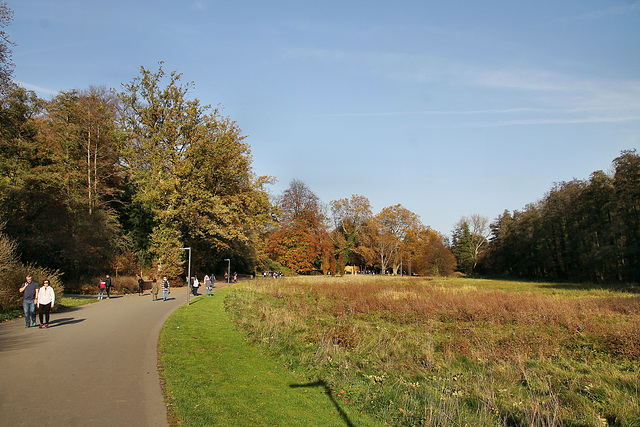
[0,286,192,427]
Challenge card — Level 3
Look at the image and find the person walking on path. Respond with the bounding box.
[105,274,112,298]
[19,275,39,328]
[151,278,158,301]
[191,276,199,296]
[161,276,170,301]
[204,275,212,296]
[98,279,106,300]
[138,275,144,296]
[37,279,55,328]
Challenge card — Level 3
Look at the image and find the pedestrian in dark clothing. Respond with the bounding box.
[19,275,39,328]
[151,278,158,301]
[105,274,112,298]
[138,276,144,296]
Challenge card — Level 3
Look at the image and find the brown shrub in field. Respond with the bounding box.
[229,277,640,426]
[251,277,640,362]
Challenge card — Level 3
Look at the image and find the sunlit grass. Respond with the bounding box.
[57,296,98,309]
[158,289,382,426]
[225,276,640,426]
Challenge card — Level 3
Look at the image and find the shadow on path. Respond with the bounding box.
[47,317,85,327]
[290,379,355,427]
[0,327,40,353]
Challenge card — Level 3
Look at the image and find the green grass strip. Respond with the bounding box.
[158,286,382,427]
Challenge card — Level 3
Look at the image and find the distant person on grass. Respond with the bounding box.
[37,279,55,328]
[138,275,144,296]
[161,277,170,301]
[19,275,39,328]
[105,274,112,298]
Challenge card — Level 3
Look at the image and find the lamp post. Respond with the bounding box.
[224,259,230,284]
[181,247,191,305]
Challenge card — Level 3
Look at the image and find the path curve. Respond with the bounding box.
[0,287,190,427]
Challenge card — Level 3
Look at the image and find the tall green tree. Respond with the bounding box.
[42,87,122,210]
[0,85,126,278]
[34,88,124,277]
[329,194,372,267]
[0,1,14,96]
[612,149,640,281]
[580,171,618,281]
[451,220,474,274]
[119,64,273,276]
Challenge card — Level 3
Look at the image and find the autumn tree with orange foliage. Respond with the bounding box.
[410,228,457,276]
[267,186,456,277]
[369,204,422,274]
[267,180,331,274]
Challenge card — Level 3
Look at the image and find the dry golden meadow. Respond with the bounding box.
[225,276,640,426]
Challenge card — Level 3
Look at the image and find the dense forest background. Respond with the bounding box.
[0,3,638,306]
[480,150,640,283]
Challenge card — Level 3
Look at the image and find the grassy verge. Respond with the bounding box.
[57,296,99,309]
[0,307,22,323]
[1,295,97,323]
[224,276,640,426]
[157,286,382,427]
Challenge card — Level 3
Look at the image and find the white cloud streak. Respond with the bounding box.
[286,47,640,127]
[13,80,59,96]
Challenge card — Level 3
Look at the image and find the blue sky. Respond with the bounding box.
[8,0,640,236]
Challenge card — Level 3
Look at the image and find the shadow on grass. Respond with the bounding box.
[547,282,640,294]
[186,296,207,306]
[290,379,355,427]
[479,275,640,294]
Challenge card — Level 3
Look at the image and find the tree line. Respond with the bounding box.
[0,2,455,292]
[265,179,456,276]
[0,8,453,293]
[0,66,275,284]
[0,70,455,283]
[450,150,640,283]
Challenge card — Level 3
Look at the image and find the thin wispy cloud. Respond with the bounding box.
[286,46,640,125]
[565,1,640,22]
[314,107,597,118]
[473,115,640,128]
[190,1,207,11]
[13,80,59,96]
